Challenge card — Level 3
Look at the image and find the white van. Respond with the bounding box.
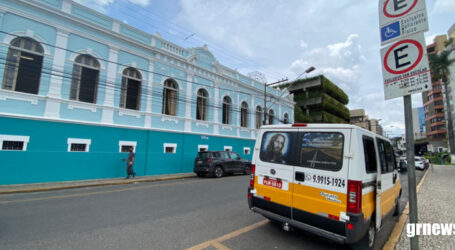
[247,123,401,249]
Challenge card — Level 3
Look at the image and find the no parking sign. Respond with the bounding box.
[380,33,431,100]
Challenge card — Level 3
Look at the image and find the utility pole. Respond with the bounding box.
[263,78,288,125]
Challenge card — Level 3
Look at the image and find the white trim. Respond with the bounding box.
[2,31,51,56]
[67,138,91,152]
[161,116,179,124]
[198,144,209,152]
[119,109,141,118]
[163,143,177,154]
[243,147,251,155]
[0,134,30,151]
[67,102,98,112]
[224,146,232,152]
[0,89,39,105]
[119,140,137,152]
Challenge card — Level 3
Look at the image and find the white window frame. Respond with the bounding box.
[244,147,251,155]
[0,135,30,151]
[163,143,177,154]
[119,140,137,152]
[224,146,232,152]
[67,138,91,152]
[198,144,209,152]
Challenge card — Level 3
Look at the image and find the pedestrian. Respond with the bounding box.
[123,147,136,179]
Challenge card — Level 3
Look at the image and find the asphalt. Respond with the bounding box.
[1,165,454,249]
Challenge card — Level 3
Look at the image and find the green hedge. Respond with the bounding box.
[294,105,313,123]
[321,76,349,105]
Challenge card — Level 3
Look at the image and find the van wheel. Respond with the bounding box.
[350,222,376,250]
[214,166,224,178]
[393,199,400,216]
[244,165,251,175]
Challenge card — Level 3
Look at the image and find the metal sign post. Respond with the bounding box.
[378,1,431,249]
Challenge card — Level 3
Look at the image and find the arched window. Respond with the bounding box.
[196,88,208,120]
[268,109,275,125]
[241,101,249,127]
[2,37,44,94]
[256,106,262,128]
[162,79,178,116]
[283,113,289,124]
[70,54,100,103]
[120,67,142,110]
[222,96,232,124]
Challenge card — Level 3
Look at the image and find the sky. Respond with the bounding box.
[74,0,455,137]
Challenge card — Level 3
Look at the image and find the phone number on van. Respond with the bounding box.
[312,174,345,188]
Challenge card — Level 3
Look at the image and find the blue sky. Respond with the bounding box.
[75,0,455,137]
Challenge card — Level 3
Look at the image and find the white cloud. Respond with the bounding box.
[432,0,455,14]
[300,40,308,49]
[128,0,151,6]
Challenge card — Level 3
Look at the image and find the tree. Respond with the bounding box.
[429,47,455,153]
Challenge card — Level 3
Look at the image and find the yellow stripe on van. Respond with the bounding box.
[254,176,294,207]
[292,183,347,217]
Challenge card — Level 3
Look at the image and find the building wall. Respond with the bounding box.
[0,0,293,184]
[0,116,255,185]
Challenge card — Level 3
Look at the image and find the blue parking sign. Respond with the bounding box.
[381,21,401,43]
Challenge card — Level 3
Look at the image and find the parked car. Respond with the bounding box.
[194,151,251,178]
[398,156,428,171]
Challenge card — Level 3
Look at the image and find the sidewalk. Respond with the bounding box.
[395,165,455,249]
[0,173,196,195]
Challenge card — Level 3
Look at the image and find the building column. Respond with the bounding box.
[251,96,256,139]
[213,82,220,135]
[184,73,193,132]
[144,59,155,128]
[237,92,240,137]
[278,103,282,124]
[61,0,72,13]
[44,28,69,118]
[101,46,119,124]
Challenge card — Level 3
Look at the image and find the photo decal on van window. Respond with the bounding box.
[260,132,290,164]
[300,133,344,171]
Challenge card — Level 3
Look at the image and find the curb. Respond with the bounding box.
[0,174,196,195]
[382,168,431,250]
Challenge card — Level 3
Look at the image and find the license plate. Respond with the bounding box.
[263,178,283,189]
[197,160,202,164]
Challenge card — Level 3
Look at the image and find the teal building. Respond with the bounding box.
[0,0,294,184]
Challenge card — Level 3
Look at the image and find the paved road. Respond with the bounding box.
[0,170,424,250]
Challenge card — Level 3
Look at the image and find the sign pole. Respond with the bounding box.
[404,94,418,250]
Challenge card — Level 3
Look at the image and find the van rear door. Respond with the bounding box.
[253,131,298,219]
[292,129,350,235]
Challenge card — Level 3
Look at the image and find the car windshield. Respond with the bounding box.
[197,152,211,159]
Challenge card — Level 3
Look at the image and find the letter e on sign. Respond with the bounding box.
[384,39,423,74]
[383,0,418,18]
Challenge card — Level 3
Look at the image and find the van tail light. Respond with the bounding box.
[207,158,213,163]
[292,123,307,127]
[347,180,362,214]
[250,164,256,188]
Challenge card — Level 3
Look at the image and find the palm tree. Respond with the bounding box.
[429,46,455,153]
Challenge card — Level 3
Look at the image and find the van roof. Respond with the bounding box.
[260,123,390,140]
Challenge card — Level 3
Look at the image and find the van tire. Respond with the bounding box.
[393,200,400,216]
[350,222,376,250]
[214,166,224,178]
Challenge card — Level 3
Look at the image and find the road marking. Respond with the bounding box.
[0,179,216,205]
[186,220,268,250]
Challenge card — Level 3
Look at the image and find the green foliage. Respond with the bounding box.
[425,152,452,165]
[294,105,312,123]
[321,93,350,120]
[321,76,349,105]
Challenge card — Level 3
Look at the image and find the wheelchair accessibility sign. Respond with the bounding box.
[381,21,401,42]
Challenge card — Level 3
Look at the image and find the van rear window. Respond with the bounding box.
[260,132,292,165]
[299,132,344,171]
[197,152,211,159]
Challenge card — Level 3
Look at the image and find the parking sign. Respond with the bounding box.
[380,33,431,100]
